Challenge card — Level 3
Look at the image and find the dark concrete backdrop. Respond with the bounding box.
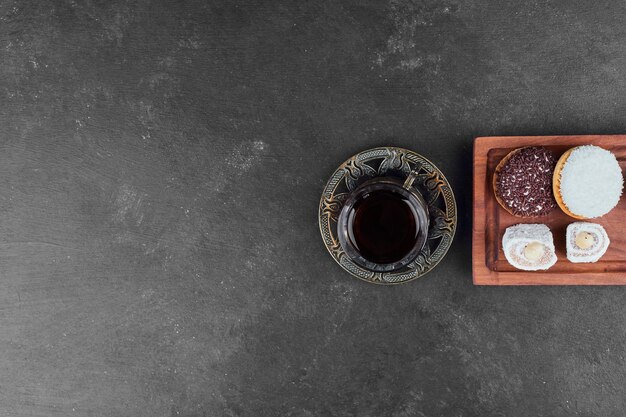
[2,0,626,416]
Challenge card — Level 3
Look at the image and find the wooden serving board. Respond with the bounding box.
[473,135,626,285]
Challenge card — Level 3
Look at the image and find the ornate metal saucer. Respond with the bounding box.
[319,147,457,285]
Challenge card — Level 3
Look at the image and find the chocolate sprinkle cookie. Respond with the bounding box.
[494,146,557,217]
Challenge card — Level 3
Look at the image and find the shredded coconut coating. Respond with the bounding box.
[502,224,557,271]
[559,145,623,218]
[566,222,610,263]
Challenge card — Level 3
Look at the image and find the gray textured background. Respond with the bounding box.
[2,1,626,416]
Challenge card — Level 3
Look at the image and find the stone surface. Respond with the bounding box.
[2,0,626,416]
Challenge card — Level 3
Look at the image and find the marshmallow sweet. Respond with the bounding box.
[566,222,610,263]
[502,223,557,271]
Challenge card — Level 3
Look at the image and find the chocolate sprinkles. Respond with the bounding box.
[495,147,557,217]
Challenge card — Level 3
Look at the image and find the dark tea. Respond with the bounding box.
[337,177,429,272]
[346,190,419,264]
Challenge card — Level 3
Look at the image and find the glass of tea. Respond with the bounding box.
[337,172,429,272]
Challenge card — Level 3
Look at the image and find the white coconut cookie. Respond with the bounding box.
[566,222,609,263]
[555,145,623,219]
[502,224,557,271]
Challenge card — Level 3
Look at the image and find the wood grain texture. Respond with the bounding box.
[474,135,626,285]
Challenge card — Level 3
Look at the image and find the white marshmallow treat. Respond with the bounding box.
[566,222,609,263]
[502,224,557,271]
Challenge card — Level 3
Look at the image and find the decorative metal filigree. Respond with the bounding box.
[344,158,377,191]
[320,193,348,222]
[318,147,457,285]
[378,149,412,177]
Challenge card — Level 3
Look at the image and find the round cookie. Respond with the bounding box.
[553,145,623,219]
[493,146,558,217]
